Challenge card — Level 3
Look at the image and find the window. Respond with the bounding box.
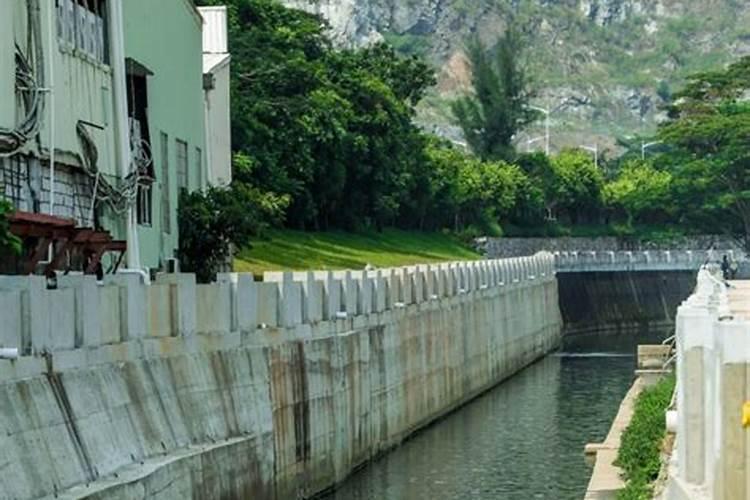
[125,61,154,176]
[176,139,188,192]
[56,0,108,63]
[195,147,203,189]
[160,133,171,234]
[136,184,152,225]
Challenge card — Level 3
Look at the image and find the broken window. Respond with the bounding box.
[56,0,108,64]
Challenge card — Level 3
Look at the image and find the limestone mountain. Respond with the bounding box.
[281,0,750,153]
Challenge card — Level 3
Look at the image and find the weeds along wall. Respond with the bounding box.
[0,254,562,500]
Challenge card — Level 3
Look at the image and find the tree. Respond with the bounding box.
[452,28,535,161]
[550,149,604,224]
[0,198,20,256]
[659,56,750,249]
[177,177,289,283]
[604,160,673,225]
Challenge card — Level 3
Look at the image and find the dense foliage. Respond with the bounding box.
[452,28,535,162]
[186,0,750,267]
[657,56,750,249]
[0,198,20,256]
[177,184,287,282]
[615,375,675,500]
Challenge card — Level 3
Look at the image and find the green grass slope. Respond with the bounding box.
[235,229,480,276]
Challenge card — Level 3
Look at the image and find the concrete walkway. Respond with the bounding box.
[584,377,646,499]
[728,280,750,319]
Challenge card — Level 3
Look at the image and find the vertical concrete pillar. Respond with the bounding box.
[413,267,425,303]
[315,271,340,320]
[279,272,302,328]
[301,272,323,323]
[342,271,358,316]
[58,275,101,348]
[435,265,447,297]
[676,302,712,486]
[386,269,400,308]
[358,271,373,315]
[105,273,148,342]
[256,282,279,327]
[373,271,386,312]
[156,273,197,337]
[401,267,414,304]
[217,273,257,333]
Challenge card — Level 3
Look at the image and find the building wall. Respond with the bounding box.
[1,1,115,228]
[123,0,207,269]
[206,61,232,187]
[0,3,14,130]
[0,255,562,500]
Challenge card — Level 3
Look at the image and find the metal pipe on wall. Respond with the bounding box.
[108,0,140,270]
[46,0,56,216]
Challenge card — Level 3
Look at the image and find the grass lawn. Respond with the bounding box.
[234,229,480,276]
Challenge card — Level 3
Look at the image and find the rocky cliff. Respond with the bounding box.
[282,0,750,151]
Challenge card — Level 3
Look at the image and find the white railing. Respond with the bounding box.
[553,249,746,272]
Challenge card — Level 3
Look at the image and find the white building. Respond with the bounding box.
[199,6,232,188]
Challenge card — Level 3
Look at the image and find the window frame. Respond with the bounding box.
[160,132,171,234]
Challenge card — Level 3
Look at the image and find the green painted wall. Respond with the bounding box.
[122,0,206,269]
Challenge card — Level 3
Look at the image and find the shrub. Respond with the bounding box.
[616,375,676,499]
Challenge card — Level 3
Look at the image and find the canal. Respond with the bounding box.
[324,330,668,500]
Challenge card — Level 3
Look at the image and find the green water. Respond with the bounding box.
[324,330,667,500]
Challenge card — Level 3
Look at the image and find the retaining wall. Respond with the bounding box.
[557,271,696,336]
[0,254,562,500]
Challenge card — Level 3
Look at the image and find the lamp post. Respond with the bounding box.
[580,144,599,169]
[528,105,550,155]
[641,140,663,160]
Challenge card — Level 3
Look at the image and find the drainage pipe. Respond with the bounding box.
[108,0,140,270]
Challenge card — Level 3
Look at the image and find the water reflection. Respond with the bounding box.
[324,330,668,500]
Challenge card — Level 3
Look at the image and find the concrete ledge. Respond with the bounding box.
[585,377,646,499]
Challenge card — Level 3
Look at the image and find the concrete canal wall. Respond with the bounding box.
[0,254,562,499]
[557,271,696,336]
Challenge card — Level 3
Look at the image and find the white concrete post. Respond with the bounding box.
[279,272,302,328]
[156,273,197,337]
[358,271,373,315]
[342,271,358,316]
[106,273,148,341]
[58,275,101,348]
[401,267,414,304]
[373,271,386,312]
[216,273,257,333]
[0,290,22,352]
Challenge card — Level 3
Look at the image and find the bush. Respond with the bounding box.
[0,198,20,256]
[616,375,676,499]
[177,185,288,283]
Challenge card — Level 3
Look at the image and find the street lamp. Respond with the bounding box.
[641,140,663,160]
[580,144,599,169]
[528,105,550,155]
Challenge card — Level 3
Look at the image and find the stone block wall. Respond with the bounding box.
[479,236,743,259]
[0,254,562,500]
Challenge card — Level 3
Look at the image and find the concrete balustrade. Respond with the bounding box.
[0,253,561,500]
[666,268,750,499]
[0,253,557,360]
[555,249,745,273]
